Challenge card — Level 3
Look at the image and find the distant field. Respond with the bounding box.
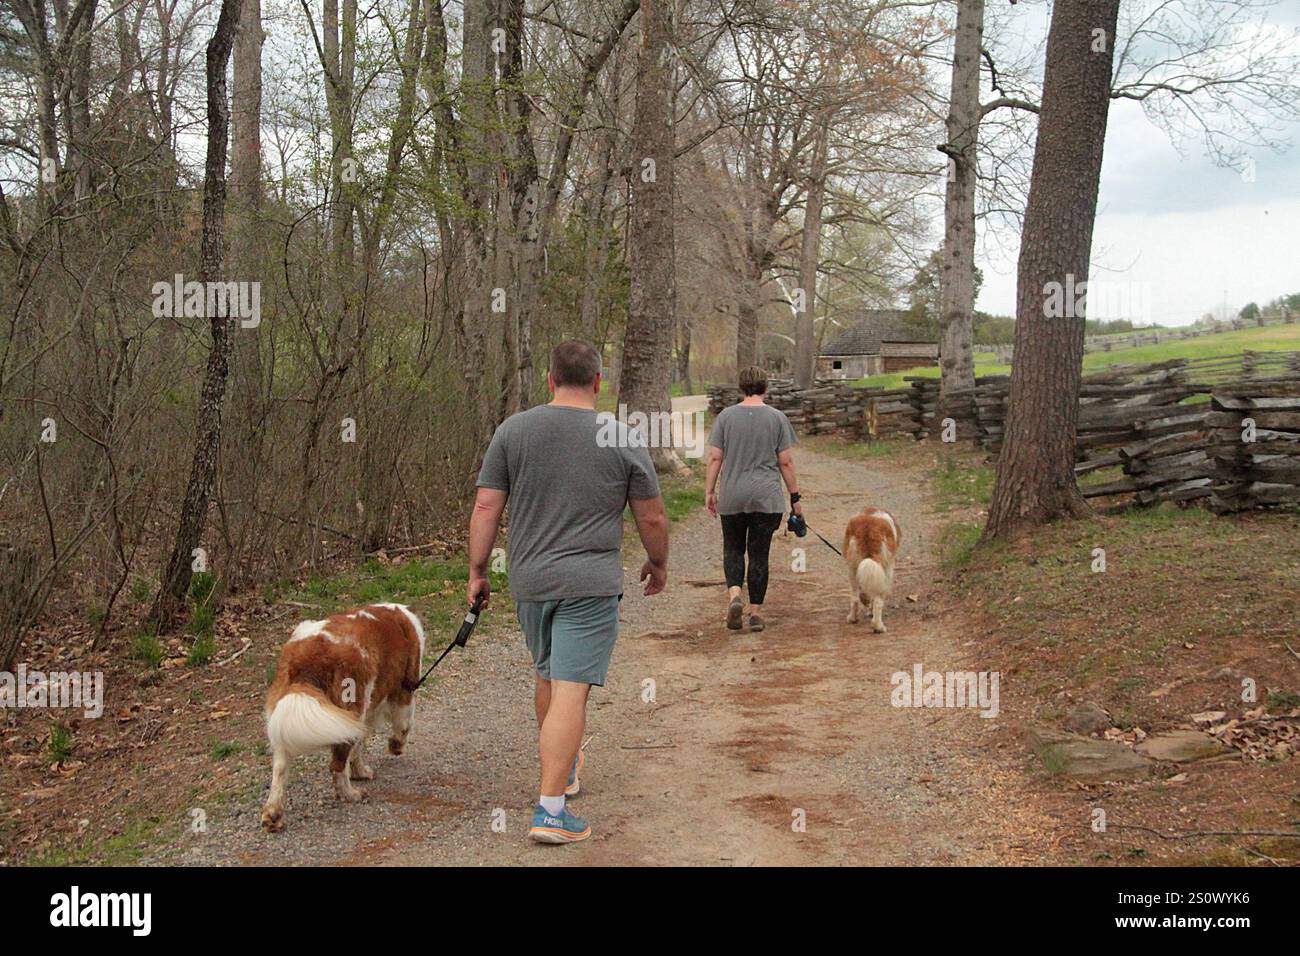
[851,322,1300,390]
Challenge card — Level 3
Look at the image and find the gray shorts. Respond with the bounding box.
[517,595,621,686]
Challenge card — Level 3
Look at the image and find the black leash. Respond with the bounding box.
[786,511,842,556]
[810,526,842,556]
[412,594,485,691]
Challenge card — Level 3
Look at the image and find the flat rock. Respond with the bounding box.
[1028,726,1153,782]
[1134,730,1228,763]
[1064,701,1113,735]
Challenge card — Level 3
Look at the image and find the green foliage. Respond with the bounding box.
[209,741,243,761]
[189,571,216,604]
[128,577,152,604]
[131,628,164,668]
[48,723,73,764]
[188,602,215,638]
[186,632,216,667]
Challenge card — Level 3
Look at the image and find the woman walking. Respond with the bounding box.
[705,366,802,632]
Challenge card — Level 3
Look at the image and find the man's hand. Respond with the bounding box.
[467,575,491,611]
[706,491,718,516]
[640,560,667,596]
[629,494,669,596]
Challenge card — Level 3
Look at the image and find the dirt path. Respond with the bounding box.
[155,435,1056,866]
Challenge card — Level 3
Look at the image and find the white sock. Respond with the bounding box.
[540,794,565,816]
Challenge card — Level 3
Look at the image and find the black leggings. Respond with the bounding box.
[720,512,783,605]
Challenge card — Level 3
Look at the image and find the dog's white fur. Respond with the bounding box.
[261,603,425,832]
[843,507,900,633]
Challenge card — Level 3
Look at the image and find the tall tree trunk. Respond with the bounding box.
[620,0,682,472]
[152,0,242,623]
[322,0,356,302]
[735,267,761,371]
[794,122,828,389]
[457,0,498,440]
[231,0,263,218]
[983,0,1119,540]
[938,0,982,397]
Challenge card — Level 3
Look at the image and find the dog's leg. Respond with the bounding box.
[846,564,861,624]
[388,696,414,755]
[331,743,363,802]
[261,748,290,832]
[348,736,374,781]
[871,597,887,634]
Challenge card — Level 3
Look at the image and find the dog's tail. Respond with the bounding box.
[855,556,892,604]
[266,690,365,757]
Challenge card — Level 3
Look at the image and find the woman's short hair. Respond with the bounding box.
[738,365,768,396]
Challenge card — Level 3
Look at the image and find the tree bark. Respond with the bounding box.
[153,0,242,623]
[619,0,682,472]
[794,122,828,389]
[983,0,1119,540]
[938,0,982,397]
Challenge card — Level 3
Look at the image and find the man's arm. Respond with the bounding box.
[467,487,507,609]
[628,494,669,596]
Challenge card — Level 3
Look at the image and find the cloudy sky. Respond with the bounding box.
[971,1,1300,326]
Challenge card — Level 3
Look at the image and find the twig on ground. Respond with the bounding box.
[217,638,252,666]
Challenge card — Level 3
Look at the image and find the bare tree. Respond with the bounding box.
[152,0,243,621]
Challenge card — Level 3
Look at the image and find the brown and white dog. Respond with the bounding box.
[842,507,901,633]
[260,603,425,832]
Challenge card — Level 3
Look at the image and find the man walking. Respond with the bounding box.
[467,341,669,844]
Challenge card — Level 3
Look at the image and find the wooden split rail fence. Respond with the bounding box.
[706,351,1300,514]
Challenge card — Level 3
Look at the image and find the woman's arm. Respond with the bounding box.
[705,446,723,516]
[778,449,802,515]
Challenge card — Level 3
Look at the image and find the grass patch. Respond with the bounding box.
[929,456,994,513]
[31,814,169,867]
[852,324,1300,390]
[947,502,1300,725]
[209,740,244,761]
[186,632,216,667]
[939,522,985,569]
[658,459,706,522]
[801,433,915,461]
[188,602,215,637]
[48,723,73,764]
[131,628,164,668]
[289,556,511,658]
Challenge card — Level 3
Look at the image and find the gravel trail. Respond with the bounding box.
[158,442,1047,866]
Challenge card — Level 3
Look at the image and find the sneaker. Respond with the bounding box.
[726,597,744,630]
[529,804,591,844]
[749,613,765,632]
[565,750,585,797]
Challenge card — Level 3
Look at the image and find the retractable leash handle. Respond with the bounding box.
[412,593,487,691]
[455,593,487,647]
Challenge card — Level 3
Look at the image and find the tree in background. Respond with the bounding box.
[152,0,243,623]
[619,0,684,473]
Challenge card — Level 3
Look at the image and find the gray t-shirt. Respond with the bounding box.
[476,404,662,601]
[708,402,796,515]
